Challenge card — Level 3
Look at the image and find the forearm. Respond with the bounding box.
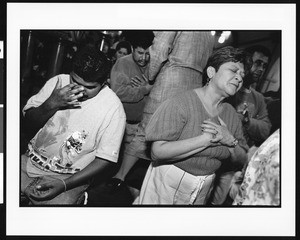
[24,98,59,134]
[29,158,114,202]
[64,157,113,190]
[246,118,271,143]
[151,135,211,163]
[112,81,148,103]
[228,145,247,168]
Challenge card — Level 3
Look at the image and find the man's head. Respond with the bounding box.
[72,45,111,84]
[130,31,154,67]
[71,45,111,101]
[245,45,271,84]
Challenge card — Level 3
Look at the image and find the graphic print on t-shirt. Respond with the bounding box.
[29,111,89,174]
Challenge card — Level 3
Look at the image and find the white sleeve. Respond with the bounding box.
[95,105,126,163]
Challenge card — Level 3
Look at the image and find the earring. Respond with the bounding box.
[206,78,211,85]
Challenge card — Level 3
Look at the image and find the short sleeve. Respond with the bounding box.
[145,98,186,142]
[95,105,126,163]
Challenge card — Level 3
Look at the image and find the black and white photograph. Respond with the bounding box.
[5,2,296,238]
[19,29,281,207]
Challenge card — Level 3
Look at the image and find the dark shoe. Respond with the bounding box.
[105,178,126,192]
[86,178,133,206]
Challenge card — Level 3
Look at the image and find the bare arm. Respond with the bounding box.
[63,157,113,190]
[29,157,114,201]
[151,132,213,163]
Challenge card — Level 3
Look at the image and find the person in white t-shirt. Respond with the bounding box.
[21,46,126,205]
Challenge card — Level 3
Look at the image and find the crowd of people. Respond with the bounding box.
[20,31,280,206]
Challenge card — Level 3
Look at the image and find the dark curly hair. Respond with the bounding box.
[202,46,252,85]
[130,31,154,50]
[245,45,271,58]
[72,45,111,84]
[116,41,132,54]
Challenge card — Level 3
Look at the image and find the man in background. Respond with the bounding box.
[210,45,272,205]
[106,31,154,191]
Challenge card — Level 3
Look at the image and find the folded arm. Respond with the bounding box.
[110,71,151,103]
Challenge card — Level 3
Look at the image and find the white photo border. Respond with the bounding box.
[7,3,295,236]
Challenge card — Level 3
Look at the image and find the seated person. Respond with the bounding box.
[134,46,249,205]
[21,46,126,205]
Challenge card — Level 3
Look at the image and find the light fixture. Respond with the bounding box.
[217,31,231,44]
[222,31,231,40]
[218,35,225,44]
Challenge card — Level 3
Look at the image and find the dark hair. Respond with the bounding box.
[202,46,252,85]
[130,31,154,50]
[245,45,271,58]
[116,41,132,54]
[72,45,111,84]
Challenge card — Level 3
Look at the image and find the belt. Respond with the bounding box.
[126,120,140,124]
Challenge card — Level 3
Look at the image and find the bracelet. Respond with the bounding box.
[58,178,67,192]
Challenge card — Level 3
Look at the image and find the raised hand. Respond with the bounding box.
[47,77,85,110]
[29,179,66,201]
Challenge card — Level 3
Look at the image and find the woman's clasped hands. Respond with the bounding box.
[201,118,236,147]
